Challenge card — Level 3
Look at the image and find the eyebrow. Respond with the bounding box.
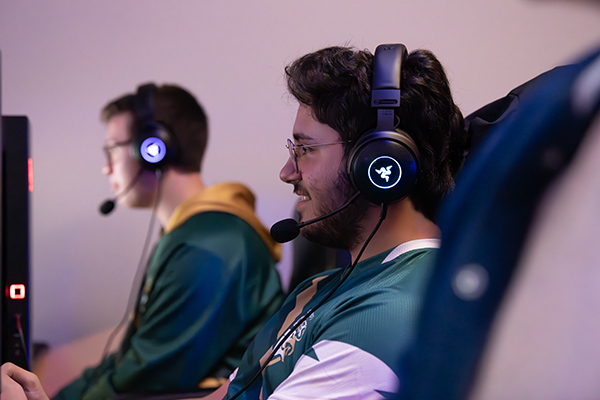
[104,138,130,147]
[292,132,315,142]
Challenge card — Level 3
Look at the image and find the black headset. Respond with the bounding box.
[131,83,177,170]
[347,43,420,205]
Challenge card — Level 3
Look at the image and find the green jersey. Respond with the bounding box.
[225,239,440,400]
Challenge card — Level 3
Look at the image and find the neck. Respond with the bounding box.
[153,169,205,227]
[349,199,440,262]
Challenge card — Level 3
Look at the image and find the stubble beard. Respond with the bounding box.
[300,169,370,251]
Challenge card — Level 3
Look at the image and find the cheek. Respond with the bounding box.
[304,167,338,197]
[113,159,139,180]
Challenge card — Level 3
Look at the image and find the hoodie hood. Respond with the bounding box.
[164,182,281,262]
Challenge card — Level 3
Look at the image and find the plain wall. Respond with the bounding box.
[0,0,599,348]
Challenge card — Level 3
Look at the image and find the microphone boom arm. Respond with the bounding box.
[270,192,361,243]
[297,192,360,229]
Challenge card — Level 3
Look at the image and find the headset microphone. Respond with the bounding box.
[270,192,360,243]
[98,168,145,215]
[99,198,117,215]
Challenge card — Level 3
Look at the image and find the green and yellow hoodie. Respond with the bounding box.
[54,182,284,400]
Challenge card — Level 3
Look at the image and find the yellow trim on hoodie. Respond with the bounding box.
[164,182,281,262]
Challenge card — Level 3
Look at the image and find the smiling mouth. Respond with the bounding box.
[293,182,311,201]
[295,189,311,201]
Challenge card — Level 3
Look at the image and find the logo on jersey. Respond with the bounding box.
[268,314,314,366]
[368,156,402,189]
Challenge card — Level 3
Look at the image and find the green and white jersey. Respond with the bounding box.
[225,238,440,400]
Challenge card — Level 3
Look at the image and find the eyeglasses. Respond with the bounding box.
[286,138,349,173]
[103,139,132,166]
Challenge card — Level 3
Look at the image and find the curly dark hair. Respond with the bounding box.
[101,84,209,173]
[285,46,468,221]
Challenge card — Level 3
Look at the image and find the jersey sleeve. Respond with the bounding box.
[268,340,399,400]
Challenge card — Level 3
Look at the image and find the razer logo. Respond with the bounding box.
[375,166,393,182]
[368,156,402,189]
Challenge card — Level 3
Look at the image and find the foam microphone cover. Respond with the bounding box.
[99,199,116,215]
[270,218,300,243]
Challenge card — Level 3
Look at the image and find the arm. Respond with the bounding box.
[58,245,262,400]
[269,340,399,400]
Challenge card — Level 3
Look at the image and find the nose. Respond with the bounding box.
[102,161,112,176]
[280,156,300,183]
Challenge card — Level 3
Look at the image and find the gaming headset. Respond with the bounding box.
[347,43,420,205]
[131,83,177,170]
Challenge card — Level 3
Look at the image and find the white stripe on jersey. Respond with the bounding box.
[268,340,399,400]
[382,238,441,264]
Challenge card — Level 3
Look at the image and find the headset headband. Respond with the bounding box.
[372,44,407,131]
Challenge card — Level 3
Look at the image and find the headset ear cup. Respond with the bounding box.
[348,130,419,204]
[132,84,178,171]
[131,122,175,170]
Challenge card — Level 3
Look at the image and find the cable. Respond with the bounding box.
[101,169,164,360]
[15,313,31,370]
[228,203,389,400]
[79,169,164,400]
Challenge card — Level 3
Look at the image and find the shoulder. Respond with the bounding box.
[174,211,256,236]
[301,247,438,312]
[163,211,268,254]
[150,212,273,278]
[350,246,439,301]
[286,268,342,298]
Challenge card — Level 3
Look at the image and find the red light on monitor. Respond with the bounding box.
[9,284,26,300]
[28,157,34,192]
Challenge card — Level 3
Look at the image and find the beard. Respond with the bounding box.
[299,169,371,251]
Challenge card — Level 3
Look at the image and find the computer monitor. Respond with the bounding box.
[1,116,32,370]
[0,51,32,371]
[0,49,3,373]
